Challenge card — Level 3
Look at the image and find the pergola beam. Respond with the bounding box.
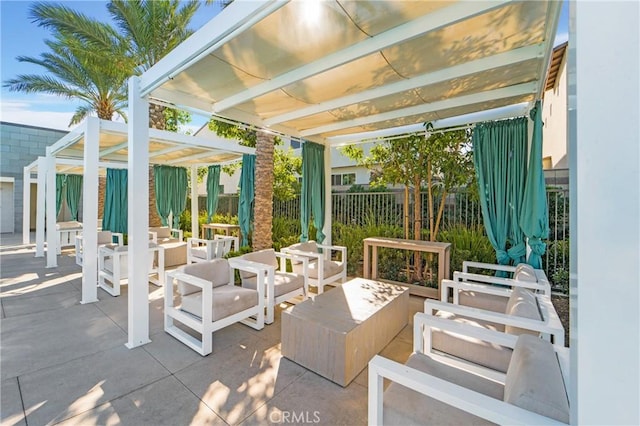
[300,82,536,137]
[265,44,543,126]
[214,0,511,113]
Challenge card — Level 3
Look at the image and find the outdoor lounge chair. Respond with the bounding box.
[423,266,565,373]
[368,315,570,425]
[164,258,265,356]
[186,234,238,264]
[98,243,164,296]
[282,241,347,294]
[148,226,183,244]
[149,226,186,267]
[56,221,83,254]
[230,248,308,324]
[75,230,123,266]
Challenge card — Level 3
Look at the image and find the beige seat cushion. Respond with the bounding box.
[178,259,230,296]
[504,334,569,423]
[432,310,512,373]
[181,285,258,321]
[190,247,208,259]
[459,290,509,313]
[383,352,503,425]
[504,287,541,335]
[242,271,304,298]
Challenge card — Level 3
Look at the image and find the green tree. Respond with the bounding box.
[342,126,474,281]
[3,5,131,126]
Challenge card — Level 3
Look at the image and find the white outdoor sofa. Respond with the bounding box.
[426,263,564,373]
[230,248,308,324]
[186,235,238,264]
[368,315,570,425]
[164,258,265,356]
[98,243,164,297]
[75,230,123,266]
[282,240,347,294]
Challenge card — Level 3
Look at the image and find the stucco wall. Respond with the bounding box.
[542,53,568,169]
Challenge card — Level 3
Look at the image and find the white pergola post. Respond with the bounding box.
[323,144,332,247]
[191,165,199,239]
[35,157,46,257]
[126,76,151,348]
[22,167,31,245]
[81,118,100,304]
[571,2,639,424]
[45,152,57,268]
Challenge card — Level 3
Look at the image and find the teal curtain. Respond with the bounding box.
[154,165,188,228]
[300,141,325,243]
[102,169,128,233]
[55,174,66,217]
[206,165,221,222]
[154,165,174,226]
[238,154,255,247]
[169,167,188,229]
[64,174,83,221]
[473,117,528,270]
[519,101,549,268]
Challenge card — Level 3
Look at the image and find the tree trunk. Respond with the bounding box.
[433,190,448,242]
[413,179,423,281]
[253,131,274,250]
[148,104,166,227]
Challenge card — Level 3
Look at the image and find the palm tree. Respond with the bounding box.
[4,6,131,126]
[253,131,275,250]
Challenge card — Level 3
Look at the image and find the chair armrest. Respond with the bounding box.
[187,237,213,246]
[148,231,158,243]
[462,261,516,274]
[423,300,565,346]
[448,273,550,296]
[368,354,566,426]
[214,235,239,252]
[282,247,324,262]
[171,228,184,241]
[166,271,212,291]
[317,243,347,261]
[441,278,512,303]
[275,251,309,275]
[112,233,124,246]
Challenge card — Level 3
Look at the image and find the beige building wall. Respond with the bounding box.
[542,51,568,169]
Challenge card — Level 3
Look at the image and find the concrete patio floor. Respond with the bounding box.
[0,233,422,426]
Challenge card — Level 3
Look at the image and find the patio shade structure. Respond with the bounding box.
[127,0,561,348]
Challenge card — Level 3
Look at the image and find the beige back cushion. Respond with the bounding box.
[287,241,319,267]
[504,287,541,335]
[238,249,278,281]
[514,263,537,282]
[97,231,113,245]
[504,334,569,423]
[150,227,171,239]
[178,258,230,295]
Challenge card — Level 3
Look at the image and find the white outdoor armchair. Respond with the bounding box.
[98,243,164,297]
[186,235,238,264]
[148,226,183,244]
[282,240,347,294]
[75,230,123,266]
[229,248,308,324]
[368,315,570,425]
[164,258,265,356]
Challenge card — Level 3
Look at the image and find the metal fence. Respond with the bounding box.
[211,187,569,291]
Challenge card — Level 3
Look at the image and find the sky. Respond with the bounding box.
[0,0,570,133]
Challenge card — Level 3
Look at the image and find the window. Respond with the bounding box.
[331,173,357,186]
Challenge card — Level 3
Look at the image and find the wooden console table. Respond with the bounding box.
[201,223,240,239]
[363,237,451,299]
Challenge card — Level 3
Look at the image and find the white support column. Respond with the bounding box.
[126,76,151,348]
[35,157,46,257]
[81,118,100,304]
[22,167,31,245]
[322,143,332,246]
[572,2,639,425]
[45,153,57,268]
[191,165,199,239]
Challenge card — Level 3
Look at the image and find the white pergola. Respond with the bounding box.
[125,1,639,424]
[24,117,254,308]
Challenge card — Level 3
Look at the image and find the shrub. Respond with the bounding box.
[437,224,495,277]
